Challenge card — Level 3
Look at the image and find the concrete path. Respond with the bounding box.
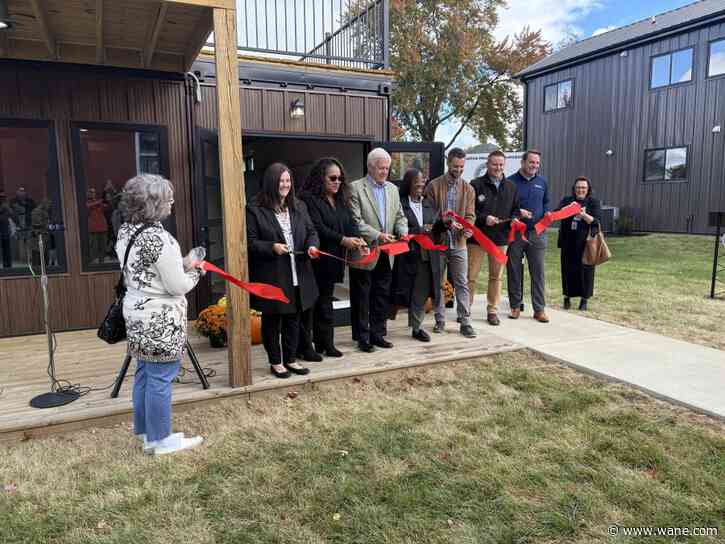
[461,298,725,419]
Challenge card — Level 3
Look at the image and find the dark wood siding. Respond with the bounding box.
[525,21,725,233]
[195,85,386,140]
[0,63,194,337]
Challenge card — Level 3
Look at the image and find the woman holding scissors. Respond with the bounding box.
[300,157,367,357]
[246,163,321,378]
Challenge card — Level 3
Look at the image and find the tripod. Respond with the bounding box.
[111,341,210,398]
[29,234,80,409]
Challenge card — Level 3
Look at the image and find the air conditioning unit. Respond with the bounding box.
[600,205,619,233]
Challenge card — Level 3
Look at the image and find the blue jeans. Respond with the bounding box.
[132,360,181,442]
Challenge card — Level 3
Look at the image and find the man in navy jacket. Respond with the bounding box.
[506,150,550,322]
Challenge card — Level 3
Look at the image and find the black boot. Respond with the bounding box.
[563,297,571,310]
[579,298,588,311]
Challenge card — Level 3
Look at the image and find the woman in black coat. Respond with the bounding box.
[557,176,601,311]
[391,169,443,342]
[247,163,320,378]
[301,158,367,357]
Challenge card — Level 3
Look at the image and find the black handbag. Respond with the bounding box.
[97,224,153,344]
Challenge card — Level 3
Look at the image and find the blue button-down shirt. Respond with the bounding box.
[507,171,549,230]
[367,176,386,231]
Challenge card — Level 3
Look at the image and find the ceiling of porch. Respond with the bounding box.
[0,0,220,73]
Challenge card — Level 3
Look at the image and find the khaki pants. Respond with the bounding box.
[467,243,507,314]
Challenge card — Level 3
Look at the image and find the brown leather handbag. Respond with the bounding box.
[582,230,611,266]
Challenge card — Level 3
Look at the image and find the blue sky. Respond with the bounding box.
[436,0,696,149]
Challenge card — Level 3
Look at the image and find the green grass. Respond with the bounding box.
[1,352,724,543]
[495,232,725,350]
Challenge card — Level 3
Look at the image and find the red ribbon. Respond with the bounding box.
[508,218,528,244]
[200,261,290,303]
[444,211,508,265]
[534,202,582,235]
[401,234,448,251]
[348,247,380,265]
[380,240,410,257]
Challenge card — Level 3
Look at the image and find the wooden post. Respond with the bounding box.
[213,6,251,386]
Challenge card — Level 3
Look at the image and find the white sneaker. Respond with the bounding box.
[139,432,184,455]
[153,435,204,456]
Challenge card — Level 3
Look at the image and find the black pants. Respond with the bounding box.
[561,249,595,299]
[297,306,315,355]
[261,312,300,365]
[0,236,11,268]
[350,256,392,343]
[312,279,336,350]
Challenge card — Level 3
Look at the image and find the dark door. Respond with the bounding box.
[193,128,226,309]
[370,141,445,183]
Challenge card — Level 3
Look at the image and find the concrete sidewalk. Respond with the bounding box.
[461,298,725,419]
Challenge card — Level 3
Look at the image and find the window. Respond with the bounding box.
[72,123,169,271]
[650,48,693,88]
[544,79,573,112]
[0,120,66,276]
[708,39,725,77]
[644,147,688,182]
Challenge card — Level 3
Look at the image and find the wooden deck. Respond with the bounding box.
[0,308,522,443]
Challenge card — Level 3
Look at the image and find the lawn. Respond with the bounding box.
[1,352,723,543]
[495,232,725,351]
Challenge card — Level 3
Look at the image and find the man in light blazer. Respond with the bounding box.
[349,147,408,352]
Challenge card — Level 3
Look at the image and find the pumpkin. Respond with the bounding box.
[250,314,262,345]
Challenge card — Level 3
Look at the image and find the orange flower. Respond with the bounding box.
[195,304,227,337]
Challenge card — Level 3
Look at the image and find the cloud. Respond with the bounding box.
[494,0,606,44]
[592,25,616,36]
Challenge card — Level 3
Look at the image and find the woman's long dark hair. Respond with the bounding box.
[304,157,350,206]
[571,176,593,198]
[256,162,298,211]
[399,168,423,198]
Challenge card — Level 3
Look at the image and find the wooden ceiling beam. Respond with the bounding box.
[183,8,213,71]
[28,0,56,58]
[144,2,168,68]
[95,0,104,64]
[165,0,235,9]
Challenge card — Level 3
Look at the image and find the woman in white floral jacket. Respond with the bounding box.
[116,174,204,455]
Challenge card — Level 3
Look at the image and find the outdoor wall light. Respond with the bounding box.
[0,0,13,30]
[290,98,305,119]
[605,149,614,156]
[712,125,721,134]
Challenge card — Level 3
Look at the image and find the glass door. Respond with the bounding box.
[193,128,226,309]
[370,141,445,183]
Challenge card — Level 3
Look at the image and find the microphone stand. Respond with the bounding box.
[29,232,80,409]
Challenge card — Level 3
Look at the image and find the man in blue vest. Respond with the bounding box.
[506,150,550,323]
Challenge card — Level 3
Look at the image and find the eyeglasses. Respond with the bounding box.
[327,175,344,182]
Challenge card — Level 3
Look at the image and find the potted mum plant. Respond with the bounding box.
[196,303,227,347]
[196,297,262,347]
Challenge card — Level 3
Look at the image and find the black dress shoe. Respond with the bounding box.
[412,329,431,342]
[283,362,310,375]
[298,349,323,362]
[563,297,571,310]
[324,346,343,357]
[371,336,393,348]
[358,341,376,353]
[270,365,291,379]
[579,298,588,311]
